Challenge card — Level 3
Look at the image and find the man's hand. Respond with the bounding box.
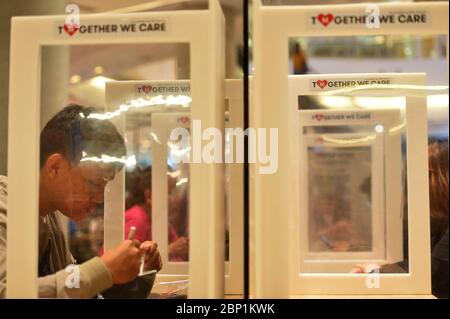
[168,237,189,260]
[101,240,142,284]
[351,263,381,274]
[140,241,162,272]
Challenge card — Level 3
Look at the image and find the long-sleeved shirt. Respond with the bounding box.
[0,175,113,298]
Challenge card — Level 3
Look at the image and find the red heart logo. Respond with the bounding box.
[64,23,79,36]
[179,116,189,124]
[317,13,334,27]
[314,113,324,121]
[316,80,328,89]
[141,85,152,93]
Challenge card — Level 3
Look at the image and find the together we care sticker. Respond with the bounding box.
[56,19,169,37]
[307,9,430,29]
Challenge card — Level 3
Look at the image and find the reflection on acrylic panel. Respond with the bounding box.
[307,146,372,253]
[125,111,190,263]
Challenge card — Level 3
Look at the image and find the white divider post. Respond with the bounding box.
[224,79,244,295]
[253,0,290,298]
[187,0,225,298]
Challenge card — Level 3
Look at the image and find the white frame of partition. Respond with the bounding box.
[151,111,190,276]
[291,74,412,276]
[288,73,428,295]
[104,81,192,283]
[7,0,225,298]
[105,79,243,294]
[253,0,446,296]
[289,73,431,295]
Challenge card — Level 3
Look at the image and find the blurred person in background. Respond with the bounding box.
[125,167,189,261]
[353,140,448,298]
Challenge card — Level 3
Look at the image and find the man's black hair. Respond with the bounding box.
[40,104,127,171]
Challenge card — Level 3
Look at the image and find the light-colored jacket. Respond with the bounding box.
[0,175,113,298]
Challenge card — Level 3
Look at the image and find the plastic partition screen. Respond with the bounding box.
[7,1,225,298]
[298,107,404,274]
[105,79,243,296]
[40,44,194,299]
[252,0,446,297]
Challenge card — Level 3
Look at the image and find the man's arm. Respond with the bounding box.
[1,213,113,298]
[38,257,113,298]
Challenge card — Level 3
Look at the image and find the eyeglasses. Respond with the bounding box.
[76,162,116,195]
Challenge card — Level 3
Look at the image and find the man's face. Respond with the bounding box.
[48,158,116,221]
